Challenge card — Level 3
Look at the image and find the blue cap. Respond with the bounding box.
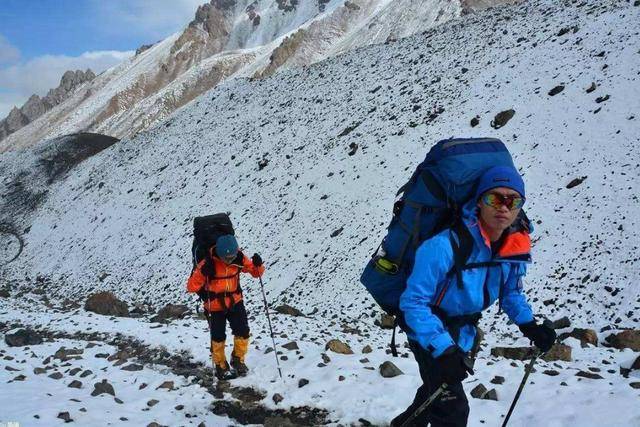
[475,165,525,200]
[215,235,238,259]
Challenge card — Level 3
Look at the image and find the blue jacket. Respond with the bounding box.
[399,201,535,357]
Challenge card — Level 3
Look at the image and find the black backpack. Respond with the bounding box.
[191,213,235,269]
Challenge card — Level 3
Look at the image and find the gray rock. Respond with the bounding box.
[80,370,93,378]
[49,372,63,380]
[85,292,129,317]
[150,304,190,323]
[157,381,175,390]
[275,304,304,317]
[551,316,571,329]
[298,378,309,388]
[543,370,560,376]
[54,347,84,361]
[491,109,515,129]
[147,399,159,407]
[483,389,498,401]
[4,328,43,347]
[325,339,353,355]
[631,356,640,371]
[272,393,284,404]
[362,345,373,354]
[576,371,603,380]
[91,379,115,396]
[471,384,488,399]
[121,364,143,372]
[605,330,640,351]
[559,328,598,347]
[57,412,73,423]
[490,376,505,385]
[630,382,640,389]
[282,341,299,351]
[379,361,403,378]
[68,380,82,388]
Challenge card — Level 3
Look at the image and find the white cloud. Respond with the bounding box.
[0,34,21,65]
[0,50,133,118]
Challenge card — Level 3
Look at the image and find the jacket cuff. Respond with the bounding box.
[428,332,456,358]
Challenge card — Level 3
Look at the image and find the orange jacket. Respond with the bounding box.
[187,251,265,312]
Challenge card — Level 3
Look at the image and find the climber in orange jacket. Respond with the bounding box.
[187,234,264,379]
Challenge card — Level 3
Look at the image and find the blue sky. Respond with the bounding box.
[0,0,205,117]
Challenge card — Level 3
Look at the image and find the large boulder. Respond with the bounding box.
[5,328,43,347]
[84,292,129,317]
[491,344,571,362]
[325,339,353,355]
[559,328,598,347]
[605,330,640,351]
[150,304,190,323]
[379,361,403,378]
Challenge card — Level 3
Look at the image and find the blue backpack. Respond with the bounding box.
[360,137,518,316]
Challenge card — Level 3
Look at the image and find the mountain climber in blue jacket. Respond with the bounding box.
[390,165,556,427]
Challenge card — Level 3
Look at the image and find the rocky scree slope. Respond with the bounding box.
[0,0,515,153]
[1,0,639,339]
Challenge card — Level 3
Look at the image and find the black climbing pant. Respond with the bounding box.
[391,339,470,427]
[207,300,250,341]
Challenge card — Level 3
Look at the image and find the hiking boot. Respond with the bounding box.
[215,361,236,380]
[231,355,248,376]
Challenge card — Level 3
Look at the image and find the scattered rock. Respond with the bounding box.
[325,339,353,355]
[54,347,84,361]
[274,304,304,317]
[321,353,331,363]
[121,364,144,372]
[107,350,130,362]
[605,330,640,351]
[551,316,571,329]
[4,328,43,347]
[91,379,115,397]
[631,356,640,371]
[33,367,46,375]
[542,344,572,362]
[348,142,359,156]
[586,82,597,93]
[272,393,284,404]
[470,116,480,127]
[566,177,587,189]
[491,344,571,362]
[376,314,395,329]
[298,378,309,388]
[576,371,603,380]
[282,341,299,351]
[559,328,598,347]
[157,381,175,391]
[543,370,560,376]
[490,376,505,385]
[548,85,565,96]
[147,399,159,407]
[80,370,93,378]
[85,292,129,317]
[57,412,73,423]
[68,380,82,388]
[379,361,403,378]
[491,109,515,129]
[49,372,63,380]
[330,227,344,238]
[630,382,640,389]
[470,384,488,399]
[150,304,190,323]
[483,389,498,401]
[362,345,373,354]
[12,374,26,381]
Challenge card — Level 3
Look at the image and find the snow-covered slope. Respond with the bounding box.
[0,0,512,153]
[1,0,639,425]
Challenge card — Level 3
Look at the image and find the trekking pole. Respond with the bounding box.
[400,383,448,427]
[258,276,283,379]
[501,350,540,427]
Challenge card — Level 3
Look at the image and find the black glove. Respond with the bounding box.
[519,321,556,352]
[252,253,263,267]
[436,346,472,384]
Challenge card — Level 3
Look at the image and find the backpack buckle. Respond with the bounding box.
[374,257,399,275]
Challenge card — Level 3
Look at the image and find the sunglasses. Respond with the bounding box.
[482,192,525,211]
